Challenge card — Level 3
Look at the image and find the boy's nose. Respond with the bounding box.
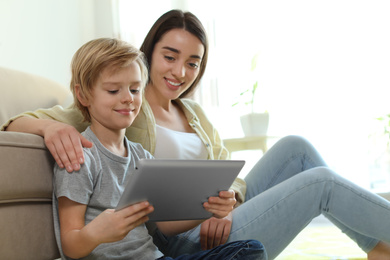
[122,90,133,103]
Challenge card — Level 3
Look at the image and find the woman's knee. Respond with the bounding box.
[274,135,327,167]
[277,135,313,150]
[305,166,338,182]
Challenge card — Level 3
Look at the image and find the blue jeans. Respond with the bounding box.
[153,135,390,259]
[157,239,265,260]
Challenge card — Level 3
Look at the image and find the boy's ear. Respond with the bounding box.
[75,84,89,106]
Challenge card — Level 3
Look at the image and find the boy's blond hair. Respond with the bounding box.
[70,38,148,122]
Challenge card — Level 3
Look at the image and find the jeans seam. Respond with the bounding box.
[322,178,388,252]
[265,152,317,190]
[331,177,390,210]
[233,177,328,237]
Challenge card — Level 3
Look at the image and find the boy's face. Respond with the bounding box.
[87,62,143,131]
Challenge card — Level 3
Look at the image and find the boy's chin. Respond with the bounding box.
[124,118,137,128]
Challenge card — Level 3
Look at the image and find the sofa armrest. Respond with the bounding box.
[0,132,54,202]
[0,131,60,259]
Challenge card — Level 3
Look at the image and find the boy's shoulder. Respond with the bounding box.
[127,139,154,160]
[81,127,153,162]
[80,128,104,167]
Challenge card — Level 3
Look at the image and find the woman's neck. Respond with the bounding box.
[144,85,173,111]
[145,86,194,133]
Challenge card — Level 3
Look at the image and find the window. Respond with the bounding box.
[117,0,390,191]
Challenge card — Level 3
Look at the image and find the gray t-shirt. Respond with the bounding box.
[52,127,163,260]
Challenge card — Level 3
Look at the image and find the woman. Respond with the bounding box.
[3,9,390,260]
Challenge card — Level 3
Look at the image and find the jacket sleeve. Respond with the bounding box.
[207,114,247,205]
[1,105,89,132]
[183,99,247,205]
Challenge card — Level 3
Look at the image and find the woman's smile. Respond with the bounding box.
[165,78,184,91]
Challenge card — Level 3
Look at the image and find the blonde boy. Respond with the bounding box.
[53,38,161,259]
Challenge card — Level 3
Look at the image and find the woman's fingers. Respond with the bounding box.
[203,190,236,218]
[45,124,92,172]
[200,216,233,250]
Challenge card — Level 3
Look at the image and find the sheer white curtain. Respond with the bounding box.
[117,0,390,191]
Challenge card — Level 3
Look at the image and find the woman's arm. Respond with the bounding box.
[6,117,52,135]
[3,105,92,172]
[181,99,247,205]
[156,219,204,237]
[7,117,92,172]
[58,197,153,259]
[156,190,236,236]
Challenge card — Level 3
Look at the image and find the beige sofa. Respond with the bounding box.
[0,66,71,260]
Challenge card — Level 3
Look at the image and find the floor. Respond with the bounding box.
[275,215,366,260]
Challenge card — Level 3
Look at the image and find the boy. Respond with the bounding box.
[52,38,265,259]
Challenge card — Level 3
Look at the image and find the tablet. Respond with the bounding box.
[115,159,245,221]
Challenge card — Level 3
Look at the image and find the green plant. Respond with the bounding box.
[232,53,263,114]
[376,114,390,147]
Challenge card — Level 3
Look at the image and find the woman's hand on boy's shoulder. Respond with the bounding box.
[44,121,92,172]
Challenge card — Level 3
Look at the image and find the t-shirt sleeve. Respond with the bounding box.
[53,151,96,205]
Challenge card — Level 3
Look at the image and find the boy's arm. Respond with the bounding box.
[58,197,153,259]
[58,197,100,258]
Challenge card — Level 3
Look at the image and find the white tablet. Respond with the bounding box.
[115,159,245,221]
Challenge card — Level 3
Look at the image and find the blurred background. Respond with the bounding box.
[1,0,390,192]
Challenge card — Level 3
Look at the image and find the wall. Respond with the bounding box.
[0,0,117,87]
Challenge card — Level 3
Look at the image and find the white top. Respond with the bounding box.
[154,124,208,159]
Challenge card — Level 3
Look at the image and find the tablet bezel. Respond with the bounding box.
[115,159,245,221]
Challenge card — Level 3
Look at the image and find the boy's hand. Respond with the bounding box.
[86,202,154,244]
[203,190,236,219]
[44,121,92,172]
[59,198,153,258]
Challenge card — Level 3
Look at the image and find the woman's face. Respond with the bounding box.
[149,28,204,101]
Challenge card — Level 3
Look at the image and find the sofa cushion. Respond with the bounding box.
[0,203,60,259]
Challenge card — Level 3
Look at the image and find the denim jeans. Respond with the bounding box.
[157,239,265,260]
[153,135,390,259]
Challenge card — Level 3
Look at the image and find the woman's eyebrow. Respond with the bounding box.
[162,46,179,53]
[162,46,202,59]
